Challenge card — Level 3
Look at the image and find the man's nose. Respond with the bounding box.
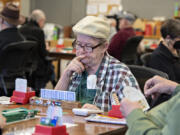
[78,48,87,55]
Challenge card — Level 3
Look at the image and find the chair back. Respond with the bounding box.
[24,41,39,75]
[121,36,143,64]
[140,52,152,66]
[0,41,37,76]
[128,65,171,108]
[128,65,168,91]
[0,41,38,96]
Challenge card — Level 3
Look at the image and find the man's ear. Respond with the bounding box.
[103,42,109,52]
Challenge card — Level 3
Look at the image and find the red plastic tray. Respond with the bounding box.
[33,124,69,135]
[108,105,124,118]
[10,91,35,104]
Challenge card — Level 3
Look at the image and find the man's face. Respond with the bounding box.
[119,18,129,29]
[39,18,46,28]
[75,34,106,68]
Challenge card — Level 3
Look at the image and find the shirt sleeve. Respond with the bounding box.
[126,89,180,135]
[172,85,180,96]
[126,109,162,135]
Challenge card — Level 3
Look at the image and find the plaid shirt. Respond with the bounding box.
[68,53,139,111]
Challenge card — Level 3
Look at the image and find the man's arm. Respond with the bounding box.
[125,109,163,135]
[121,76,179,135]
[120,76,178,117]
[126,99,180,135]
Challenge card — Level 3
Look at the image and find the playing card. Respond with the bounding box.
[123,86,150,111]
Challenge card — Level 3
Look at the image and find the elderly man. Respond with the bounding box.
[108,11,136,61]
[120,75,180,135]
[55,16,139,111]
[19,10,55,95]
[19,9,47,59]
[0,3,24,54]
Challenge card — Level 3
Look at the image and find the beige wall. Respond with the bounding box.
[122,0,180,19]
[21,0,179,26]
[20,0,30,16]
[30,0,87,26]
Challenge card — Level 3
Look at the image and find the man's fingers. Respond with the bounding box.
[144,77,154,92]
[77,61,85,71]
[144,84,160,97]
[82,104,100,110]
[73,64,83,74]
[76,55,86,61]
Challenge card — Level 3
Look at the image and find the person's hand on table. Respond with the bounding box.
[0,113,6,128]
[120,98,142,118]
[144,76,178,100]
[82,103,100,110]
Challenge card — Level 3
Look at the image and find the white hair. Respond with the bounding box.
[30,9,46,22]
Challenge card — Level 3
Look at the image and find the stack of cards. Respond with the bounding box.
[40,89,76,102]
[111,92,120,105]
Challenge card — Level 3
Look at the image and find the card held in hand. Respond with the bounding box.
[123,86,150,111]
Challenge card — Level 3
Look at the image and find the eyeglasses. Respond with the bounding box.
[72,40,105,53]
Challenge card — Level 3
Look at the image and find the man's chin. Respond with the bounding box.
[82,62,90,69]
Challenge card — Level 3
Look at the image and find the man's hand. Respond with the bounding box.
[55,55,86,90]
[82,103,100,110]
[120,98,142,118]
[144,76,178,99]
[64,55,86,76]
[0,113,6,128]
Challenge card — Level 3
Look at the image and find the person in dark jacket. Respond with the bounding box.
[19,9,56,96]
[147,19,180,83]
[0,3,24,55]
[146,19,180,107]
[19,9,47,60]
[108,11,136,61]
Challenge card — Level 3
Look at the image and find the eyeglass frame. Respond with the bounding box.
[72,39,106,53]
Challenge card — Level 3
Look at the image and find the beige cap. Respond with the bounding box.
[73,16,110,39]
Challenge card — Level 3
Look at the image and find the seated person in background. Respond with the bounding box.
[55,16,140,111]
[108,11,136,61]
[0,3,24,55]
[120,76,180,135]
[19,9,56,95]
[147,19,180,83]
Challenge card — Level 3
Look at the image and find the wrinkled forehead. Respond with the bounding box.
[76,33,102,43]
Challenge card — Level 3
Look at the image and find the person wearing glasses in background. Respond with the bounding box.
[55,16,140,111]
